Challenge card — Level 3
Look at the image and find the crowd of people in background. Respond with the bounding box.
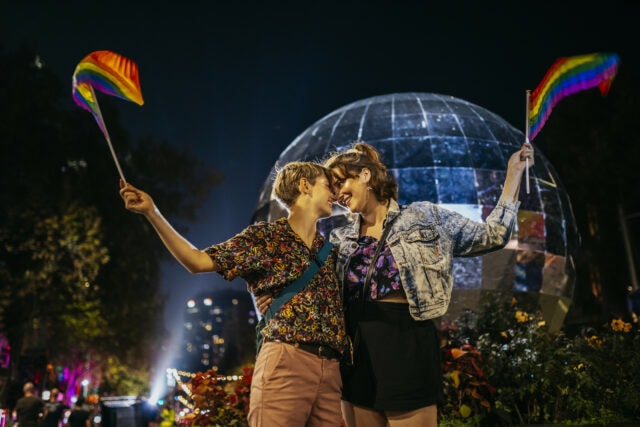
[43,388,68,427]
[6,382,96,427]
[13,382,43,427]
[0,377,185,427]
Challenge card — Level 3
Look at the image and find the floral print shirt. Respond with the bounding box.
[345,236,402,304]
[204,217,347,353]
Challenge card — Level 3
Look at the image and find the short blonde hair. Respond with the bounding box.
[273,161,330,207]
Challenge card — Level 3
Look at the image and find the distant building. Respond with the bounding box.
[176,289,257,374]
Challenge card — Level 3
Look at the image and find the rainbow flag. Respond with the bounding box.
[72,50,144,138]
[528,53,619,140]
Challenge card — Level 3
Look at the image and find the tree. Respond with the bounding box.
[0,203,109,385]
[0,45,222,398]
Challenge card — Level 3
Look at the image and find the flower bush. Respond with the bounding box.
[182,365,253,427]
[181,299,640,426]
[441,295,640,426]
[440,340,496,426]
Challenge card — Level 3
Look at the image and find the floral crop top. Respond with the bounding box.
[344,235,402,304]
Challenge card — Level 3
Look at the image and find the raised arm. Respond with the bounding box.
[119,180,217,273]
[443,142,534,256]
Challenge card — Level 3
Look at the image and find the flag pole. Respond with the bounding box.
[89,85,127,184]
[524,90,531,194]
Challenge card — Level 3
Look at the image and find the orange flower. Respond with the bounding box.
[611,318,631,333]
[451,348,467,359]
[587,335,602,347]
[515,310,529,323]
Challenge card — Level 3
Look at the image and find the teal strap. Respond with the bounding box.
[264,240,333,322]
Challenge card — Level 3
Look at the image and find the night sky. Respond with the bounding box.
[3,1,638,328]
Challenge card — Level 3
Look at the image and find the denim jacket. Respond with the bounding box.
[329,197,520,320]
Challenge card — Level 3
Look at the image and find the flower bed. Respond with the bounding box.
[181,296,639,426]
[439,296,640,426]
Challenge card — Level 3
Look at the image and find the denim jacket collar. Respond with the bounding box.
[347,198,402,238]
[385,199,401,227]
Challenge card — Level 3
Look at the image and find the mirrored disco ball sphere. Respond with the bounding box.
[252,93,579,330]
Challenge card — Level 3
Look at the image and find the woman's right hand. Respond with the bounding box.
[255,293,274,316]
[119,179,154,215]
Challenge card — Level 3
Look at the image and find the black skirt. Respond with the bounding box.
[341,301,444,411]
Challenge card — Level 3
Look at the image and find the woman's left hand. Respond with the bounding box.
[502,142,536,200]
[511,142,535,172]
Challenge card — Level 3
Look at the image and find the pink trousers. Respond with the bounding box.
[248,341,343,426]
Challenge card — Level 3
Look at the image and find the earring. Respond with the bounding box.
[366,186,372,191]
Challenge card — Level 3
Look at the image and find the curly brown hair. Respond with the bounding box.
[324,142,398,201]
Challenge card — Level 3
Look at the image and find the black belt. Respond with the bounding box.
[293,342,340,360]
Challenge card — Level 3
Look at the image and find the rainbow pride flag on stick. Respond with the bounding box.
[522,52,620,194]
[527,52,620,141]
[72,50,144,183]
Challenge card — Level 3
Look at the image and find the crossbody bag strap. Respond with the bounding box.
[264,240,333,322]
[360,217,395,303]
